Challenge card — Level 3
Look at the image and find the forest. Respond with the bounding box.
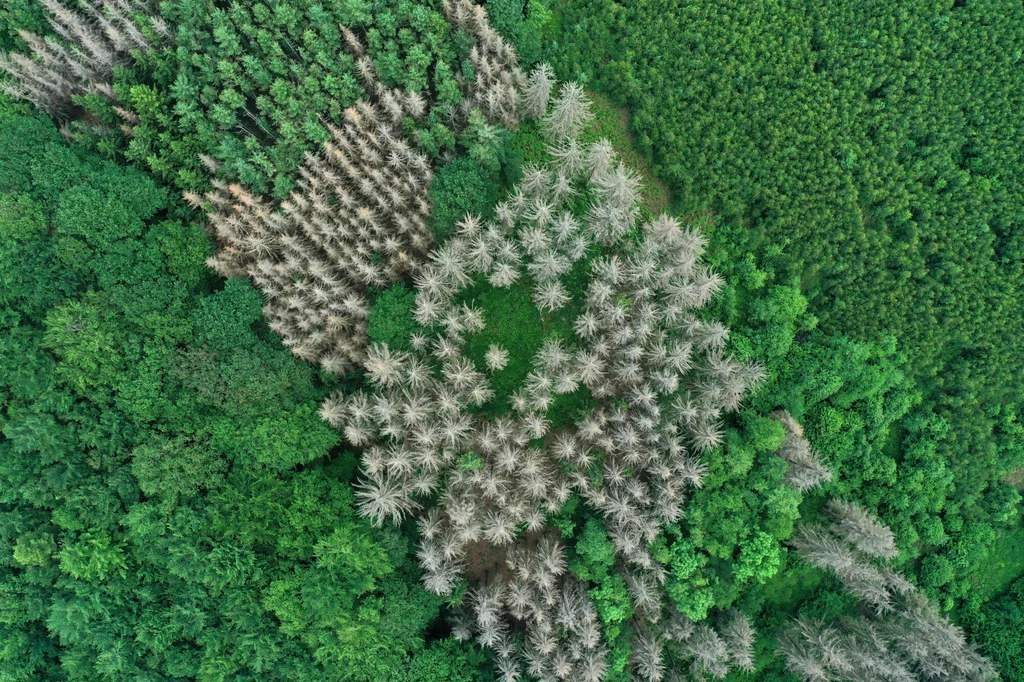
[0,0,1020,680]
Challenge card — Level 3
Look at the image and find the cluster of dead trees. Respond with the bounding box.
[8,5,999,681]
[654,609,756,680]
[444,0,527,129]
[185,6,531,373]
[780,500,998,682]
[2,0,530,376]
[448,537,609,682]
[0,0,165,116]
[322,80,764,681]
[187,63,434,373]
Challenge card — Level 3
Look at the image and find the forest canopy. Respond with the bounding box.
[0,0,1021,680]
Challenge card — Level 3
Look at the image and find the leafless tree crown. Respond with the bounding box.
[654,609,755,681]
[189,35,434,375]
[1,0,163,115]
[322,81,764,681]
[443,0,527,129]
[771,410,833,492]
[780,502,998,682]
[826,498,900,560]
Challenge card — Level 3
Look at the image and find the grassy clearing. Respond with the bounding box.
[971,523,1024,603]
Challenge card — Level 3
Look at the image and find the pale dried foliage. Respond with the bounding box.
[0,0,164,116]
[323,84,764,681]
[189,37,433,375]
[444,0,527,129]
[791,524,912,615]
[780,502,998,682]
[827,498,899,560]
[771,410,833,492]
[722,608,757,673]
[658,609,756,681]
[450,537,608,682]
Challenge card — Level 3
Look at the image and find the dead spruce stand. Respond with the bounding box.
[322,82,765,682]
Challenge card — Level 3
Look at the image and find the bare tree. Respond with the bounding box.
[683,623,730,679]
[443,0,527,128]
[525,63,555,120]
[723,609,757,673]
[544,81,594,141]
[827,498,899,560]
[1,0,159,116]
[771,410,833,492]
[324,77,765,682]
[633,631,665,682]
[193,36,433,374]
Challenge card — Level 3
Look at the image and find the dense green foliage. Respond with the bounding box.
[49,0,470,198]
[538,0,1024,674]
[0,98,489,681]
[428,156,502,242]
[482,0,557,67]
[551,0,1024,497]
[3,0,1022,677]
[974,577,1024,682]
[0,0,46,52]
[366,283,420,351]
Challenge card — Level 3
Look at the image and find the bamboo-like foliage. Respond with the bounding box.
[0,0,164,116]
[780,502,998,682]
[771,410,833,492]
[188,42,433,374]
[322,80,764,680]
[444,0,527,128]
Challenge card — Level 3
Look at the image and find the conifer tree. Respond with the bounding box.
[1,0,161,115]
[658,610,755,680]
[826,498,900,560]
[771,410,833,492]
[780,500,998,682]
[190,34,434,374]
[324,81,764,680]
[444,0,527,128]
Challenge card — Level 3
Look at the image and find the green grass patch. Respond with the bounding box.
[579,91,670,215]
[548,384,599,430]
[460,279,546,415]
[971,523,1024,602]
[458,256,595,422]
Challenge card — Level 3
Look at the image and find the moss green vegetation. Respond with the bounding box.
[460,279,546,411]
[367,283,421,351]
[553,0,1024,480]
[973,576,1024,682]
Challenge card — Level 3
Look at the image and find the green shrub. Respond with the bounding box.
[428,156,501,242]
[367,283,420,351]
